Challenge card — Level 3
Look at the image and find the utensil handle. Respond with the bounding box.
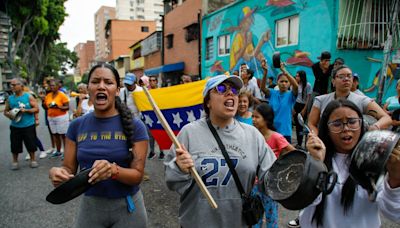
[142,86,218,209]
[323,171,337,195]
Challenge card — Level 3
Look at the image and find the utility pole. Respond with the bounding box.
[376,1,399,105]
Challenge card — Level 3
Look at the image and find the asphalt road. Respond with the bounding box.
[0,103,398,228]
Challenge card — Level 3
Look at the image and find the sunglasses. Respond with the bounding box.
[214,84,239,96]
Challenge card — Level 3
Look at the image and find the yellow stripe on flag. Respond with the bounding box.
[133,80,206,112]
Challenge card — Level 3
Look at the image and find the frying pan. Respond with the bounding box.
[46,168,94,204]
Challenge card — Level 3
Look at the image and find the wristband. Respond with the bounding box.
[111,162,119,180]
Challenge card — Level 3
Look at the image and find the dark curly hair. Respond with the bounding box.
[88,63,135,147]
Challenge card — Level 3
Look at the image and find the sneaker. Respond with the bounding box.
[30,161,39,168]
[50,151,62,158]
[11,162,19,170]
[158,151,165,160]
[39,151,47,159]
[45,148,55,154]
[287,218,300,228]
[147,151,156,160]
[25,154,30,160]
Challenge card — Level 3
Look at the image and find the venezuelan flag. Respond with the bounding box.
[133,80,206,150]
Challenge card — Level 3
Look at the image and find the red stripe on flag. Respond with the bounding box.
[149,129,179,150]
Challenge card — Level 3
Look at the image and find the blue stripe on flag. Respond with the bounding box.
[140,104,204,131]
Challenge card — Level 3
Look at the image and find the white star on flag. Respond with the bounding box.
[172,112,183,128]
[200,109,206,118]
[144,114,154,127]
[186,110,196,123]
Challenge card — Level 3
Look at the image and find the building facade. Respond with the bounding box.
[94,6,116,62]
[105,19,156,62]
[74,41,95,76]
[0,11,11,90]
[144,0,201,86]
[202,0,400,101]
[116,0,164,30]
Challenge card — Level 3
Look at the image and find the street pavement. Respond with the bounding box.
[0,104,398,228]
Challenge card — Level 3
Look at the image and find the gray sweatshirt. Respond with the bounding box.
[164,118,276,228]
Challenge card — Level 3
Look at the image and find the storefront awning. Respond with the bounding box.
[144,62,184,75]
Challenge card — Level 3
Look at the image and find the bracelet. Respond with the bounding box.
[111,162,119,180]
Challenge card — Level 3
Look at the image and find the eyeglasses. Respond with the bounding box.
[10,83,21,86]
[214,84,239,96]
[327,118,362,133]
[336,74,353,80]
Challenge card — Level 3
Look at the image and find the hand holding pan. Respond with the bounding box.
[46,168,94,204]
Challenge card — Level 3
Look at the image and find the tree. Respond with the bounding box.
[2,0,67,82]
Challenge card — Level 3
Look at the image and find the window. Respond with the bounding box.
[205,37,214,60]
[130,16,134,20]
[185,23,199,42]
[337,0,400,49]
[137,15,145,19]
[166,34,174,49]
[275,15,299,47]
[218,34,230,55]
[141,26,149,32]
[133,47,141,59]
[130,8,134,11]
[130,1,134,7]
[137,7,144,12]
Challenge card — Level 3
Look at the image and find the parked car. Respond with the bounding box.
[0,91,6,104]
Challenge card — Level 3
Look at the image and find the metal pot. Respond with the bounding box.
[349,130,400,201]
[265,150,337,210]
[9,108,23,122]
[272,52,281,68]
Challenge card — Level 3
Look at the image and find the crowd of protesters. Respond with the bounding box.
[3,50,400,228]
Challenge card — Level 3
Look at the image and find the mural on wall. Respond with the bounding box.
[205,0,310,80]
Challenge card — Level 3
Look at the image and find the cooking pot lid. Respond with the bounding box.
[350,130,400,192]
[266,150,306,200]
[46,168,93,204]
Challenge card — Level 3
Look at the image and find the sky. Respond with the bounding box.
[59,0,116,51]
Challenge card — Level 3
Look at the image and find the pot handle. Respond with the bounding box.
[321,171,337,195]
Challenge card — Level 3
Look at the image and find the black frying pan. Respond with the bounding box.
[46,168,94,204]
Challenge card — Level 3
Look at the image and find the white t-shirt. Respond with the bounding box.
[119,86,143,117]
[80,99,94,115]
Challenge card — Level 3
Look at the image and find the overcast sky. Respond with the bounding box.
[59,0,115,51]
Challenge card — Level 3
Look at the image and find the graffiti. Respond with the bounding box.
[364,62,400,93]
[209,14,223,33]
[210,60,226,75]
[266,0,295,7]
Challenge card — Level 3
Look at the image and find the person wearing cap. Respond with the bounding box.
[312,51,333,95]
[164,74,276,228]
[119,73,142,118]
[351,73,364,96]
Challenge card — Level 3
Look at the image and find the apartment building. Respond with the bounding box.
[105,19,156,62]
[74,41,95,76]
[94,6,116,62]
[116,0,164,30]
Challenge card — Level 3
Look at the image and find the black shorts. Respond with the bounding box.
[10,125,37,153]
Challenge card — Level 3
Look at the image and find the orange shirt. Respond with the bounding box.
[45,92,69,117]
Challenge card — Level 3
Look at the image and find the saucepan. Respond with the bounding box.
[9,108,23,122]
[349,130,400,201]
[265,150,337,210]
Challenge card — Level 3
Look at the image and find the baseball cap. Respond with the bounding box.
[203,75,243,97]
[317,51,331,60]
[353,73,359,80]
[123,73,136,85]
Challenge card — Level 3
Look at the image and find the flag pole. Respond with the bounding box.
[142,86,218,209]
